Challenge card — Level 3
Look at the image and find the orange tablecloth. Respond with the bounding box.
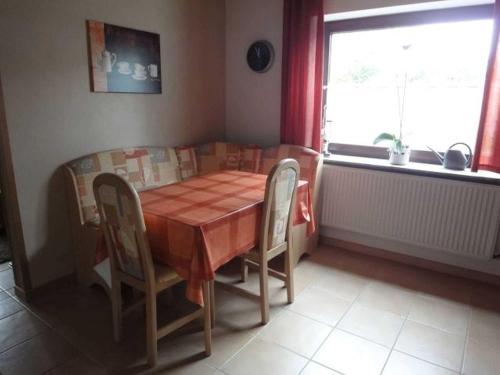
[101,170,315,305]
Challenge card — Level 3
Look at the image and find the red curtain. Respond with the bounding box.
[472,1,500,172]
[280,0,324,152]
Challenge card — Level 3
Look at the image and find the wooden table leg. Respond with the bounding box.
[209,280,215,328]
[202,281,212,356]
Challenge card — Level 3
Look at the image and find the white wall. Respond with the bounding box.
[0,0,226,287]
[225,0,283,147]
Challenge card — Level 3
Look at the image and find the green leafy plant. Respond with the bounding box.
[373,132,408,154]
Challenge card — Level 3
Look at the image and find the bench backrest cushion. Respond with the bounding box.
[197,142,241,175]
[260,145,321,196]
[176,142,263,178]
[67,147,180,223]
[239,144,262,173]
[175,145,198,179]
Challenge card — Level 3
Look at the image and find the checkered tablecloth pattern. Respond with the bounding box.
[133,170,314,304]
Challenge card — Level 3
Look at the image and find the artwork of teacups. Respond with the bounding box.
[130,63,145,79]
[148,64,158,78]
[117,61,131,75]
[87,20,161,93]
[98,50,116,73]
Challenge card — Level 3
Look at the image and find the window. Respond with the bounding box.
[324,6,494,160]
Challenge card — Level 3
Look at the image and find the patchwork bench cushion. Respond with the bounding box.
[260,145,321,196]
[67,147,180,223]
[176,142,263,177]
[239,144,262,173]
[175,145,198,179]
[197,142,241,174]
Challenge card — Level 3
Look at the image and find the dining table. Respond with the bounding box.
[98,170,315,305]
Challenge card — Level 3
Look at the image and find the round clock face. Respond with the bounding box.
[247,40,274,73]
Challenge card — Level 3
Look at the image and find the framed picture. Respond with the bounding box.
[87,20,161,94]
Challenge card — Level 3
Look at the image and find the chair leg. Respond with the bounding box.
[202,282,212,356]
[259,258,270,324]
[145,290,158,368]
[285,248,295,304]
[209,280,215,328]
[240,256,248,282]
[111,279,122,342]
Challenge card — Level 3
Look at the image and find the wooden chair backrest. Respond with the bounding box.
[93,173,154,286]
[259,159,300,253]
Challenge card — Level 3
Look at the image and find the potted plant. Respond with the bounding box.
[373,133,410,165]
[373,44,412,166]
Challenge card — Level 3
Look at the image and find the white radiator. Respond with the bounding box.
[321,165,500,259]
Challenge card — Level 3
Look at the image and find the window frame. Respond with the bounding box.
[323,4,495,165]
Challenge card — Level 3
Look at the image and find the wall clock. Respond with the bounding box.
[247,40,274,73]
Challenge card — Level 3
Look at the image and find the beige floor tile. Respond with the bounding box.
[287,287,351,326]
[259,310,331,358]
[44,354,107,375]
[0,262,10,272]
[311,270,368,302]
[469,308,500,346]
[338,303,405,347]
[0,269,15,290]
[51,311,118,365]
[102,317,259,372]
[0,330,78,375]
[152,360,218,375]
[222,338,307,375]
[0,295,23,320]
[157,362,219,375]
[463,337,500,375]
[215,270,290,312]
[357,281,414,317]
[165,324,260,370]
[313,329,390,375]
[0,310,48,353]
[7,245,497,375]
[294,258,336,282]
[408,295,469,336]
[383,351,458,375]
[214,289,282,330]
[395,320,465,372]
[301,361,342,375]
[0,290,11,302]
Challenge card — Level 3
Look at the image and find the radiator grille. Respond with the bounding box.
[321,166,500,259]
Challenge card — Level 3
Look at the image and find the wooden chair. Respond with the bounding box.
[240,159,300,324]
[93,173,211,367]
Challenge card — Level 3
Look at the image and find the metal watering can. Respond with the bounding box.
[427,143,472,171]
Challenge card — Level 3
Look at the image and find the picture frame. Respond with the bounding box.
[87,20,162,94]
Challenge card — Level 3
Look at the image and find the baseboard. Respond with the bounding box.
[320,235,500,287]
[14,285,30,302]
[27,272,78,300]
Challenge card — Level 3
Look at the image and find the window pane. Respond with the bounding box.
[325,19,493,152]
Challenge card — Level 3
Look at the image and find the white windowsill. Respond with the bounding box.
[324,154,500,185]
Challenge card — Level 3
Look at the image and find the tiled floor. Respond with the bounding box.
[1,245,500,374]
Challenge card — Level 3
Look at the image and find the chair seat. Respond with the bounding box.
[154,262,182,287]
[243,241,288,262]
